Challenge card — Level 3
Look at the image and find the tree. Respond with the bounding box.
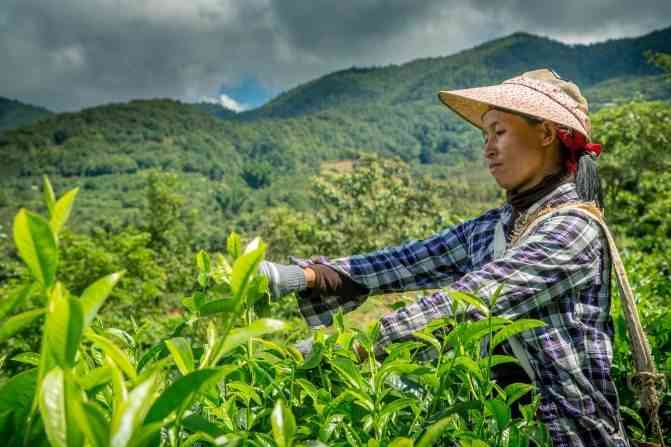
[593,100,671,202]
[645,50,671,80]
[253,154,470,259]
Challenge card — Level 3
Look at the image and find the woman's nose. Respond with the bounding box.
[483,138,496,158]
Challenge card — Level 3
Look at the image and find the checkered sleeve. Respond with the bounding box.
[375,210,603,352]
[289,218,473,327]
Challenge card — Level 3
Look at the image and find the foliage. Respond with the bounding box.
[645,50,671,79]
[594,100,671,199]
[246,154,499,260]
[0,178,555,446]
[591,89,671,443]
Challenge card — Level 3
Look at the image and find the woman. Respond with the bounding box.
[260,69,630,446]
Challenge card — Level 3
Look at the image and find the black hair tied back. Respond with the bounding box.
[575,152,604,209]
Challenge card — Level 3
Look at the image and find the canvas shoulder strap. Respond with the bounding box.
[512,201,665,445]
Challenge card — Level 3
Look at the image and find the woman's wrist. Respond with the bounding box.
[303,267,316,288]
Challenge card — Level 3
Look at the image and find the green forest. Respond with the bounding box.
[0,27,671,446]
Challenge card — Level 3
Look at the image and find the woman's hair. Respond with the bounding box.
[491,106,604,208]
[575,153,603,209]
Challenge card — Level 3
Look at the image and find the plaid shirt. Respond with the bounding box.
[290,182,630,446]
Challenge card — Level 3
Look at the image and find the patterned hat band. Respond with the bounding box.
[502,77,590,135]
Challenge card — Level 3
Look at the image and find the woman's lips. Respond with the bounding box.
[488,162,503,172]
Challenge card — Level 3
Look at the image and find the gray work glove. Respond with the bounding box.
[294,336,315,358]
[258,260,307,300]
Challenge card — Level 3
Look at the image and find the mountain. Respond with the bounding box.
[0,25,670,238]
[241,26,671,120]
[0,97,52,132]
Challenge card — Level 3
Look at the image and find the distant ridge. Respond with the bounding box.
[0,97,52,132]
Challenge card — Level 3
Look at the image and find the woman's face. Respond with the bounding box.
[481,108,557,193]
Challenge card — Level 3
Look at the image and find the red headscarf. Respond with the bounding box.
[556,127,602,173]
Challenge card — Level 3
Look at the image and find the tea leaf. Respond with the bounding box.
[43,175,56,216]
[196,250,211,274]
[0,308,45,343]
[298,343,323,370]
[0,368,37,435]
[72,401,109,447]
[13,209,58,288]
[478,355,518,369]
[46,284,84,368]
[418,401,482,446]
[39,367,83,447]
[198,297,237,316]
[337,389,374,412]
[110,374,158,447]
[165,337,194,375]
[503,383,534,405]
[80,271,125,327]
[77,367,113,391]
[87,333,137,381]
[485,398,511,430]
[228,381,263,406]
[379,398,418,420]
[271,399,296,447]
[10,352,40,366]
[620,405,645,430]
[491,319,545,349]
[448,289,489,315]
[243,236,262,255]
[445,318,508,348]
[181,413,226,437]
[453,356,484,380]
[412,331,442,354]
[331,356,368,391]
[39,368,68,447]
[226,232,242,259]
[230,242,266,299]
[0,282,37,321]
[50,188,79,237]
[145,368,228,425]
[295,378,320,404]
[216,318,290,360]
[388,438,414,447]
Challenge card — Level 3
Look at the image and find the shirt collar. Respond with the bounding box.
[500,182,578,224]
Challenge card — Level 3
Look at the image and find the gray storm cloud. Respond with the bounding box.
[1,0,669,111]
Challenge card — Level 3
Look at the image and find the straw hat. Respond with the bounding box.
[438,69,593,141]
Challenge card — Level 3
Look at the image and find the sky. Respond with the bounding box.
[1,0,670,112]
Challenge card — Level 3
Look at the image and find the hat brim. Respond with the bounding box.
[438,84,590,139]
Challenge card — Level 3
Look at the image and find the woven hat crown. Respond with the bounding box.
[518,69,591,135]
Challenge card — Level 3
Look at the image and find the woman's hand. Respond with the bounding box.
[354,342,369,363]
[258,260,309,299]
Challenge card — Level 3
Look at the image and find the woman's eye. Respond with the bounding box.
[496,130,505,136]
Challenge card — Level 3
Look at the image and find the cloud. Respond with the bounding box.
[1,0,669,111]
[200,94,246,112]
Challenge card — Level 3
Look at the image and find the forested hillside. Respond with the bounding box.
[0,97,52,132]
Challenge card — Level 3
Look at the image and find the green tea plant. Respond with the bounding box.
[0,177,550,446]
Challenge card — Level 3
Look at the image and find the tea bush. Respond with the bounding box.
[0,178,553,446]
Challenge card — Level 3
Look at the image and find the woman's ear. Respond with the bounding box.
[540,121,558,147]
